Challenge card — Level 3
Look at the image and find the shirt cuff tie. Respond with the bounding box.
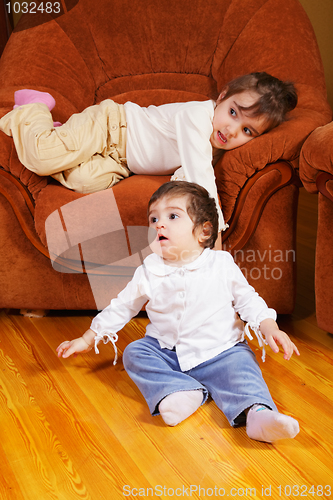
[94,332,119,365]
[244,323,268,362]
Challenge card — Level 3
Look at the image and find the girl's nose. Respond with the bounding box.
[156,219,165,229]
[227,124,238,138]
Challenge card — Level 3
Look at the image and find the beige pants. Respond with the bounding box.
[0,99,130,193]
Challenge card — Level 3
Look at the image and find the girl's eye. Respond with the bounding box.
[244,127,252,136]
[169,213,179,220]
[150,216,158,224]
[230,108,236,117]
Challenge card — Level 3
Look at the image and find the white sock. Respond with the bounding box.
[159,390,204,426]
[246,405,299,442]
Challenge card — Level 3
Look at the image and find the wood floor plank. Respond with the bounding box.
[1,308,331,498]
[0,314,153,499]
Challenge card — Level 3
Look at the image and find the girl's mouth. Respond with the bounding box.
[158,235,167,241]
[218,131,227,144]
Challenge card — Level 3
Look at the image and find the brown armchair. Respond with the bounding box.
[299,122,333,333]
[0,0,331,313]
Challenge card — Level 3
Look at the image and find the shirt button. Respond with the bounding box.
[179,291,185,298]
[60,131,67,137]
[111,124,118,131]
[24,122,31,126]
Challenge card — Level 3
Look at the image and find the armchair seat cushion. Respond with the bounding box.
[34,175,170,249]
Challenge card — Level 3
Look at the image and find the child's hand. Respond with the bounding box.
[260,319,300,361]
[56,328,96,358]
[265,329,300,360]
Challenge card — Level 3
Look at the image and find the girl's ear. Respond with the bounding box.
[198,221,213,243]
[216,89,227,104]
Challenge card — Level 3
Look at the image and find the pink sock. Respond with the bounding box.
[246,405,299,442]
[14,89,56,111]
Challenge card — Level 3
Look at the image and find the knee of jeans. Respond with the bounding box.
[123,339,150,371]
[123,341,139,370]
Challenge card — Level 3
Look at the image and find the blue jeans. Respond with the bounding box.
[123,336,277,426]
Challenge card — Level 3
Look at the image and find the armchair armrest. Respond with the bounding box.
[316,172,333,203]
[299,121,333,194]
[222,162,296,252]
[0,168,50,257]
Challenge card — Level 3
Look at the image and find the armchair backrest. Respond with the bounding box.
[0,0,328,114]
[0,0,331,205]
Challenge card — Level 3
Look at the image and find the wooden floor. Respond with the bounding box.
[0,188,332,499]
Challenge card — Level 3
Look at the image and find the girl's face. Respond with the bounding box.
[148,196,205,267]
[210,90,267,151]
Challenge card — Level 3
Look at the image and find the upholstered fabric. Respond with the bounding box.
[300,121,333,193]
[0,0,331,311]
[299,121,333,333]
[0,0,330,218]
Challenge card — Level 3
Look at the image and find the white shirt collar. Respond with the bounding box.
[144,247,212,276]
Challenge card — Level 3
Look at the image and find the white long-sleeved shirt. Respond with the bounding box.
[124,100,227,232]
[90,249,276,371]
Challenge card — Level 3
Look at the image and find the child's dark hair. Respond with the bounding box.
[217,72,298,132]
[148,181,219,249]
